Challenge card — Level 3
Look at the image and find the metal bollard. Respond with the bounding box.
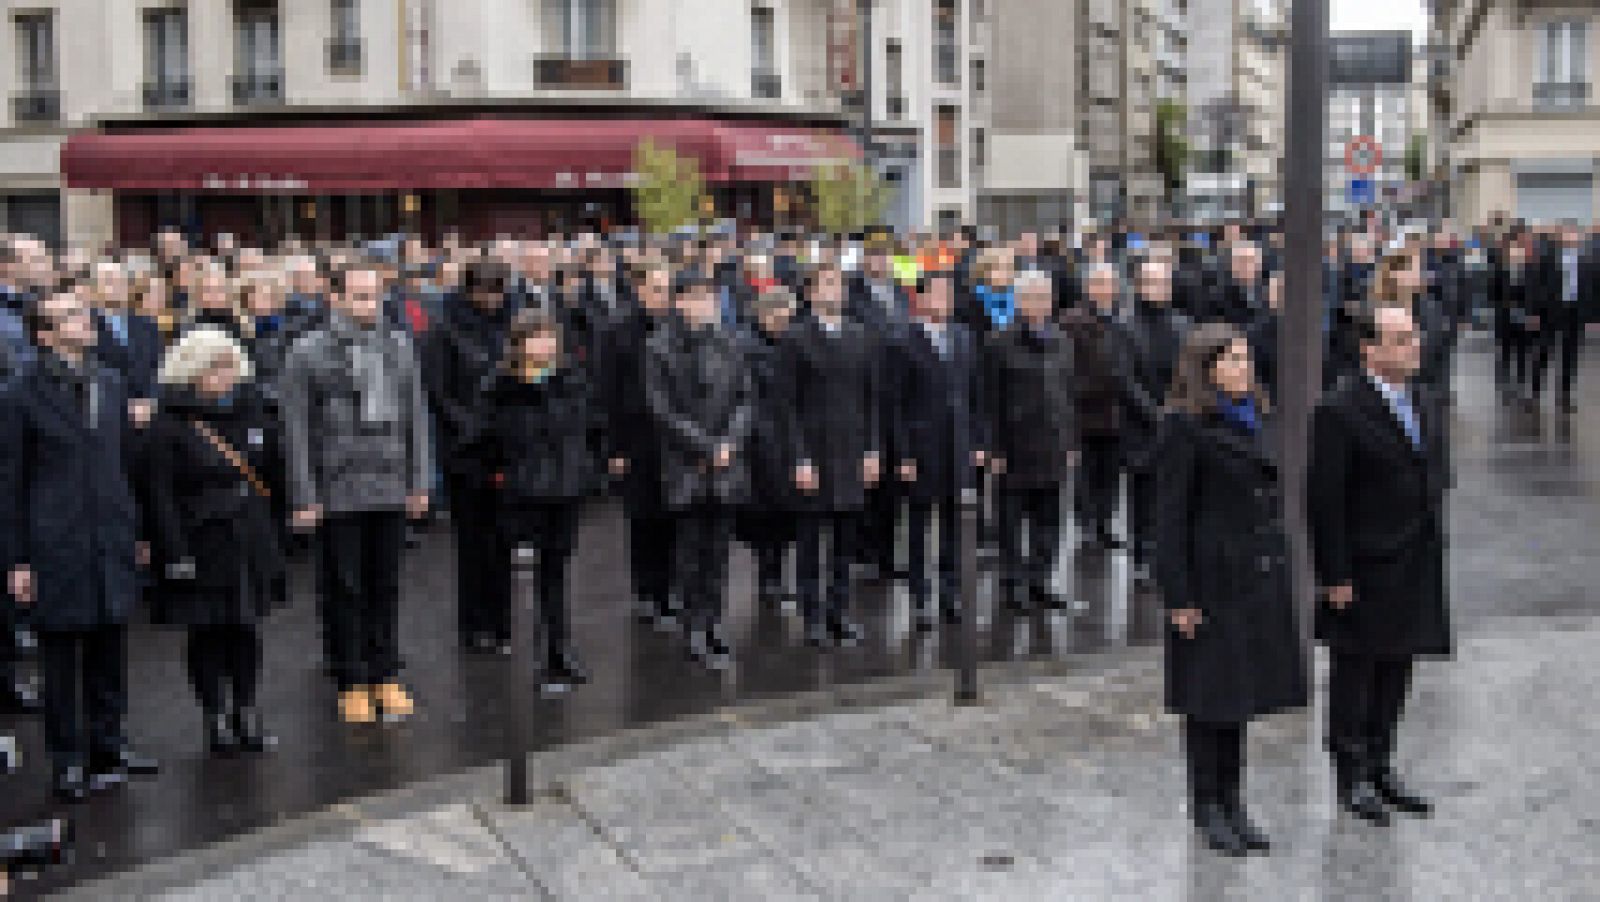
[503,543,538,807]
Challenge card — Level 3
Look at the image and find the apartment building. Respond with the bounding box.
[1326,31,1415,219]
[0,0,987,247]
[1430,0,1599,225]
[1186,0,1285,220]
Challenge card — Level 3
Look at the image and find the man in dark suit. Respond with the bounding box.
[1309,303,1451,825]
[89,262,162,412]
[889,270,985,629]
[788,259,880,647]
[1061,263,1139,550]
[0,284,160,803]
[1530,224,1595,413]
[1489,237,1537,398]
[847,246,911,581]
[1125,256,1185,577]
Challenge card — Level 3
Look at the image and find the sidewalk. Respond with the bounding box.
[58,614,1600,901]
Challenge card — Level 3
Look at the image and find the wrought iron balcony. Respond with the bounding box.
[533,55,627,90]
[11,89,60,123]
[231,69,284,106]
[142,78,193,111]
[327,37,364,74]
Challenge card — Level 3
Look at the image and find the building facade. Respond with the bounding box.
[1430,0,1600,226]
[1186,0,1285,220]
[1326,31,1415,220]
[1,0,989,247]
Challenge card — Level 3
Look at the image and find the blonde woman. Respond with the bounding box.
[146,327,286,756]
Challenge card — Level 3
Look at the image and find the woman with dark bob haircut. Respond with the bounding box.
[1155,322,1308,857]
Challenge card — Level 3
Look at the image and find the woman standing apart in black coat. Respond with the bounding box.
[1155,323,1308,856]
[147,326,287,756]
[463,310,598,685]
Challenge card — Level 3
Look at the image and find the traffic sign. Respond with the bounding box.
[1345,136,1382,175]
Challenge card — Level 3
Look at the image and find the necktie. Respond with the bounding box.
[1394,392,1421,450]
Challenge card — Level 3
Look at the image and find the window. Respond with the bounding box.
[885,39,905,118]
[972,127,986,180]
[935,0,959,86]
[329,0,363,73]
[544,0,616,59]
[144,8,191,109]
[751,6,779,99]
[234,1,283,105]
[403,0,433,92]
[1535,20,1589,108]
[937,105,961,189]
[12,12,58,122]
[972,58,985,95]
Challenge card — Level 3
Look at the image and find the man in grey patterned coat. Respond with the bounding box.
[281,265,432,725]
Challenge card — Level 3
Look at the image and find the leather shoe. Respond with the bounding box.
[827,617,864,648]
[94,747,159,777]
[52,767,87,804]
[1223,798,1271,852]
[546,647,590,685]
[912,606,937,632]
[1000,585,1030,613]
[233,706,276,754]
[1032,587,1083,612]
[1372,768,1432,816]
[205,709,240,757]
[1337,779,1392,824]
[1193,801,1248,856]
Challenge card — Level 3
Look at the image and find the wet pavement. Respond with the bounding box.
[3,340,1597,897]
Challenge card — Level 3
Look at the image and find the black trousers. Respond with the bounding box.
[1182,718,1246,808]
[37,625,127,771]
[627,510,676,611]
[998,486,1061,592]
[501,503,580,654]
[317,511,406,691]
[0,597,20,693]
[1496,322,1535,388]
[184,625,262,711]
[1531,308,1584,401]
[858,484,900,570]
[1327,651,1414,770]
[741,512,793,593]
[674,504,733,632]
[447,473,511,641]
[1076,434,1123,536]
[797,511,857,625]
[907,497,961,607]
[1129,470,1158,566]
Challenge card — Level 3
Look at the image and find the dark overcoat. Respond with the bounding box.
[1155,410,1308,724]
[888,322,985,504]
[736,325,804,514]
[982,322,1078,490]
[145,388,287,626]
[600,308,669,513]
[463,367,600,505]
[0,356,141,632]
[644,319,755,510]
[1308,375,1452,658]
[785,316,881,513]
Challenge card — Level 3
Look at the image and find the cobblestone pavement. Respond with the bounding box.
[55,610,1600,901]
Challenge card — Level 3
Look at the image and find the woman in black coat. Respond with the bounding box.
[146,326,287,756]
[735,287,803,609]
[1155,323,1308,857]
[463,310,599,684]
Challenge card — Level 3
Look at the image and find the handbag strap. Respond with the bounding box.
[192,420,272,499]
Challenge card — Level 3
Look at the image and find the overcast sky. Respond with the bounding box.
[1330,0,1428,40]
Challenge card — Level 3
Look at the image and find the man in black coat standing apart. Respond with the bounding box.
[788,259,880,648]
[1309,303,1451,825]
[0,284,160,803]
[889,270,985,630]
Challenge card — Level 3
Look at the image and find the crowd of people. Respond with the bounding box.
[0,214,1594,863]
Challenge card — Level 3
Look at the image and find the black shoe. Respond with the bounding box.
[52,767,87,804]
[546,647,590,685]
[912,606,937,632]
[0,817,72,869]
[686,628,711,664]
[1193,801,1248,856]
[233,706,276,754]
[1337,779,1392,824]
[1372,768,1432,816]
[1223,798,1271,852]
[828,617,864,648]
[92,747,159,778]
[1098,530,1128,551]
[703,626,734,670]
[1031,586,1082,612]
[1000,585,1030,613]
[804,621,833,648]
[6,678,41,714]
[205,708,240,757]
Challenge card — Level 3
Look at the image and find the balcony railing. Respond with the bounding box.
[751,67,781,100]
[938,147,961,189]
[1533,81,1590,110]
[232,69,284,106]
[534,55,628,90]
[935,41,960,86]
[142,78,192,110]
[11,89,60,123]
[327,37,364,74]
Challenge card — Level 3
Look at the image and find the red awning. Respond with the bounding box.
[61,117,860,192]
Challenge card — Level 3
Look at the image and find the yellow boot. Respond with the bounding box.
[339,686,376,724]
[373,682,414,720]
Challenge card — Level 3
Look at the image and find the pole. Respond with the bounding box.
[503,549,534,807]
[1279,0,1328,643]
